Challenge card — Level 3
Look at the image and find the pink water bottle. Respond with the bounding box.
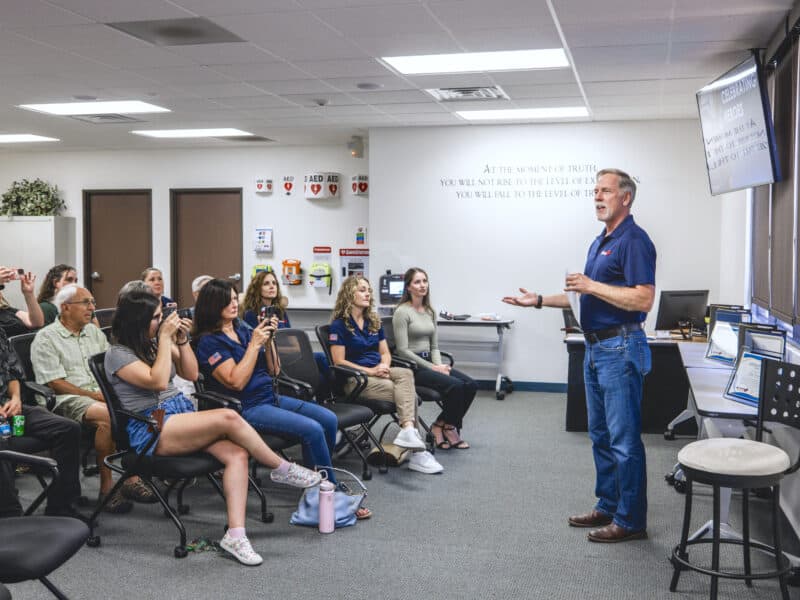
[318,481,335,534]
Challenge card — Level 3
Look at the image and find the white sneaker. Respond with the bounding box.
[408,451,443,474]
[393,426,426,450]
[220,533,263,566]
[270,463,322,488]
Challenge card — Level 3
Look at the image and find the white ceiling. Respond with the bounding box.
[0,0,794,151]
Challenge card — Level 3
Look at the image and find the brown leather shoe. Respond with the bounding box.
[568,509,613,528]
[587,523,647,543]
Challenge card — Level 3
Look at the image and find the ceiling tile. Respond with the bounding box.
[348,33,462,57]
[314,4,444,37]
[280,92,364,107]
[293,58,390,79]
[169,0,302,17]
[0,0,93,27]
[350,89,432,103]
[428,0,553,31]
[211,62,316,81]
[163,42,279,64]
[47,0,193,22]
[131,65,235,84]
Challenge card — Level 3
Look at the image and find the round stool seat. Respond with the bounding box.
[678,438,790,477]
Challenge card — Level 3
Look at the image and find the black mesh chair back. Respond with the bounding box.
[275,328,323,394]
[87,352,131,451]
[7,333,42,406]
[93,308,115,328]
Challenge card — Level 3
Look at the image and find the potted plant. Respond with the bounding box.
[1,178,65,216]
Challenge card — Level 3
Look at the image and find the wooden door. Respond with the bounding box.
[171,189,242,307]
[84,190,151,309]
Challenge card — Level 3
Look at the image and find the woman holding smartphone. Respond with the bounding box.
[193,279,370,517]
[106,289,320,566]
[392,268,476,449]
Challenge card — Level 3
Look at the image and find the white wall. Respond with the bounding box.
[369,120,748,385]
[0,146,368,308]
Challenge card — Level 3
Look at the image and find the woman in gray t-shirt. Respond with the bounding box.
[105,290,321,566]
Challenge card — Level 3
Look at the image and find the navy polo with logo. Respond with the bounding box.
[328,317,385,367]
[579,214,656,332]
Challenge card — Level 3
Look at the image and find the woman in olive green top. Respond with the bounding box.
[37,264,78,325]
[392,268,476,449]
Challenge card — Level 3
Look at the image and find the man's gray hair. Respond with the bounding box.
[118,280,152,299]
[597,168,637,206]
[191,275,213,293]
[54,284,79,312]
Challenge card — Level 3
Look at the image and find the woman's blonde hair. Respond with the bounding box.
[332,276,380,333]
[242,269,286,319]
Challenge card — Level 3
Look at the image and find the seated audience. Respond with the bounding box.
[187,274,213,317]
[193,280,373,517]
[141,267,174,308]
[37,264,78,325]
[106,290,320,565]
[0,266,44,336]
[31,284,155,513]
[330,276,443,474]
[0,317,83,518]
[392,268,476,450]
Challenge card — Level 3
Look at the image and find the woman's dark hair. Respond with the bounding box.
[193,278,236,338]
[398,267,435,316]
[37,264,75,303]
[112,290,160,364]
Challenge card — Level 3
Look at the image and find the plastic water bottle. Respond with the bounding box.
[318,480,335,534]
[0,417,11,441]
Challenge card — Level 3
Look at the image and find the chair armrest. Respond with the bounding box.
[276,374,313,400]
[0,449,58,474]
[119,408,159,429]
[24,380,56,411]
[329,365,368,403]
[195,390,242,412]
[389,355,417,370]
[440,351,455,367]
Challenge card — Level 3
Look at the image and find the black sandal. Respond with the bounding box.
[443,425,470,449]
[431,423,451,449]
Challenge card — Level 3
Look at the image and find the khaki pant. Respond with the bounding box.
[345,366,417,424]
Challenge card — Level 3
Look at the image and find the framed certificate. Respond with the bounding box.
[724,349,767,406]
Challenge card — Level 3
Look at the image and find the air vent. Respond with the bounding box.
[106,17,244,46]
[69,114,144,124]
[425,86,510,102]
[216,135,275,143]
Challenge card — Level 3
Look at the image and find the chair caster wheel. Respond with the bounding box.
[664,430,676,441]
[496,392,505,400]
[665,472,676,485]
[174,546,188,558]
[74,495,91,507]
[262,512,275,524]
[379,466,389,474]
[674,480,687,494]
[362,470,372,481]
[178,504,190,515]
[86,536,101,548]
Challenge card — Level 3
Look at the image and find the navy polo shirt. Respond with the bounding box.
[243,309,291,330]
[328,317,384,367]
[580,215,656,332]
[195,320,274,411]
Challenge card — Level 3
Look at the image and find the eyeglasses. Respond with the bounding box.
[65,298,97,307]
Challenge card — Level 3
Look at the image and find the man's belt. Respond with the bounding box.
[583,322,643,344]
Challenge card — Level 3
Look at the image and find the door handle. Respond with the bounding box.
[228,273,241,282]
[91,271,101,280]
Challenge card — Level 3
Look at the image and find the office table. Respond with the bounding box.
[564,334,694,433]
[437,318,514,400]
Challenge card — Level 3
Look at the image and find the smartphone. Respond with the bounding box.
[16,268,24,276]
[265,306,278,321]
[162,305,177,319]
[177,307,193,320]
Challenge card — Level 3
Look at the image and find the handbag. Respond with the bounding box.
[290,467,366,529]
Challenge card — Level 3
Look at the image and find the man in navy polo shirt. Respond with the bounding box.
[503,168,655,543]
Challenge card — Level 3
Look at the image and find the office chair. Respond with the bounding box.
[0,449,89,600]
[85,352,271,558]
[315,324,431,456]
[669,357,797,599]
[92,308,116,328]
[10,332,99,477]
[275,328,387,479]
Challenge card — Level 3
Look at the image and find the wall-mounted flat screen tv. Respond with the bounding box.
[696,53,780,196]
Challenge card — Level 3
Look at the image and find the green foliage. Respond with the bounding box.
[1,178,65,216]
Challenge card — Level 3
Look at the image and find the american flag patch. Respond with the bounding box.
[328,333,338,341]
[208,352,222,366]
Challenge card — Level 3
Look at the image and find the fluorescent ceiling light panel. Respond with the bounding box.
[0,134,60,143]
[381,49,568,75]
[19,101,170,116]
[130,128,253,138]
[457,107,589,121]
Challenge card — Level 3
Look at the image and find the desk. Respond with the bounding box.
[564,334,694,433]
[437,318,514,400]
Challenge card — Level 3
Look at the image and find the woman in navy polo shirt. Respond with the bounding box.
[194,279,373,517]
[241,270,290,329]
[329,276,443,474]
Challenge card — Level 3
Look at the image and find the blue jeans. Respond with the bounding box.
[242,396,338,483]
[583,328,650,531]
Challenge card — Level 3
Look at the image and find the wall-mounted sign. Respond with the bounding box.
[255,178,273,194]
[351,174,369,195]
[282,175,295,196]
[304,172,340,199]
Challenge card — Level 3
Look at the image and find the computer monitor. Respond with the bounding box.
[654,290,710,335]
[379,272,405,305]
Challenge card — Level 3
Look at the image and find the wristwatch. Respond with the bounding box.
[535,294,543,309]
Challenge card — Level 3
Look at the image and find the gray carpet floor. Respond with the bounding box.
[7,392,799,599]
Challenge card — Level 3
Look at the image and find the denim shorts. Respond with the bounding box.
[126,393,196,456]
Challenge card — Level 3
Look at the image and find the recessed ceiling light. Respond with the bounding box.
[380,49,568,75]
[0,134,60,143]
[130,128,253,138]
[456,107,589,121]
[18,101,170,116]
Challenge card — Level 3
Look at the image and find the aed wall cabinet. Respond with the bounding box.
[0,216,76,308]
